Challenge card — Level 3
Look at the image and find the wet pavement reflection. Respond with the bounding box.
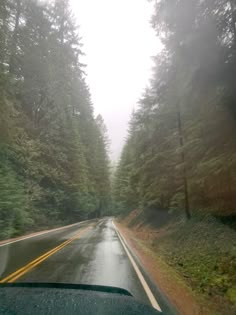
[0,218,149,305]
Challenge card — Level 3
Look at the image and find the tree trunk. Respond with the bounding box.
[229,0,236,45]
[176,103,191,220]
[9,0,21,74]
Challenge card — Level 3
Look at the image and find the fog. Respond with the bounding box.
[70,0,162,160]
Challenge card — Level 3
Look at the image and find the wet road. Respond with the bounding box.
[0,218,150,305]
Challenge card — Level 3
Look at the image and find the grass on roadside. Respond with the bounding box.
[124,211,236,315]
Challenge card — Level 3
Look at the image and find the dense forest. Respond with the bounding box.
[113,0,236,220]
[1,0,236,241]
[0,0,110,239]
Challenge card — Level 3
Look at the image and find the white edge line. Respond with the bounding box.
[112,221,162,312]
[0,219,91,248]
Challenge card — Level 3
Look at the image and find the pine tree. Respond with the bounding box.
[0,0,111,238]
[113,0,236,219]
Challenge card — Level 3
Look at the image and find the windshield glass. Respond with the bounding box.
[0,1,235,314]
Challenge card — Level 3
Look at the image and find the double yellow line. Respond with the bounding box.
[0,226,91,283]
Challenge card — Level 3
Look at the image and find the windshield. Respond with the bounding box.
[0,1,235,315]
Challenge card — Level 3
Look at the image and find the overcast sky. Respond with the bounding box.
[70,0,161,161]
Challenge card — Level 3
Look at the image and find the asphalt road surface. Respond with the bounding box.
[0,218,154,307]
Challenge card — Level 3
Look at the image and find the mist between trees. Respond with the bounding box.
[112,0,236,222]
[1,0,236,241]
[0,0,110,239]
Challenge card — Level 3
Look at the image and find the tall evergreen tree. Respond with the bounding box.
[0,0,111,239]
[113,0,236,219]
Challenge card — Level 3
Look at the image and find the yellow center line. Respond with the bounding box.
[0,226,91,283]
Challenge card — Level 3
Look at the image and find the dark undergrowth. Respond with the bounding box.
[154,214,236,314]
[126,210,236,314]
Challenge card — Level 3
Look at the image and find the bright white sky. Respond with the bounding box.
[70,0,161,161]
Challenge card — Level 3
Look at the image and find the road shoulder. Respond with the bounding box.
[0,221,91,247]
[115,221,212,315]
